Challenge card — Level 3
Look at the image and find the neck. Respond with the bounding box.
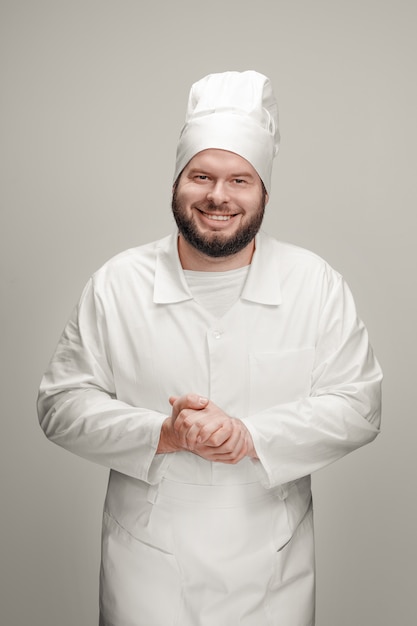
[177,235,255,271]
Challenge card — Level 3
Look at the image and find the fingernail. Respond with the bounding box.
[199,396,208,405]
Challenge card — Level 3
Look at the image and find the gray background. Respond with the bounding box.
[1,1,415,624]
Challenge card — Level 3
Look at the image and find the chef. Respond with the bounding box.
[38,70,382,625]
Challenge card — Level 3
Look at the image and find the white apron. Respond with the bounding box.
[99,464,315,626]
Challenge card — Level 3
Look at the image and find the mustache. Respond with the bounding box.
[193,201,234,213]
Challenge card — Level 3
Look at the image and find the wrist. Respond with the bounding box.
[244,430,258,460]
[157,417,180,454]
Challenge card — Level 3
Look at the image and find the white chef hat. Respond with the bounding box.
[174,70,280,192]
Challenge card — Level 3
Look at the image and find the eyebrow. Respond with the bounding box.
[187,168,255,179]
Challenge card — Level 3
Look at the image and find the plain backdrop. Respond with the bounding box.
[1,1,416,624]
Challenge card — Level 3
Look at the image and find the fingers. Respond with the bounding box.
[169,393,211,451]
[197,422,232,446]
[194,433,248,464]
[191,419,249,463]
[198,420,254,463]
[173,399,232,448]
[167,394,254,464]
[169,393,208,421]
[173,410,225,450]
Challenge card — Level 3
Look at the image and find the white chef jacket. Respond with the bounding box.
[37,230,382,625]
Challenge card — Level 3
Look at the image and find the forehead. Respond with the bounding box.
[184,148,259,177]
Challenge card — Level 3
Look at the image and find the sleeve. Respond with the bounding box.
[37,278,169,483]
[242,273,382,489]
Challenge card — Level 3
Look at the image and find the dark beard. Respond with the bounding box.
[171,189,266,258]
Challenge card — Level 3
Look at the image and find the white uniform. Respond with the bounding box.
[38,231,382,625]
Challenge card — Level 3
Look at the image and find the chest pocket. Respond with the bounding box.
[248,347,315,414]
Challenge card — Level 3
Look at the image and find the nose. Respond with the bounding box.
[206,181,229,206]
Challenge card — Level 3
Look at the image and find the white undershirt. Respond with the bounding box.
[184,266,250,318]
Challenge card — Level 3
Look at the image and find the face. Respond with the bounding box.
[172,149,267,260]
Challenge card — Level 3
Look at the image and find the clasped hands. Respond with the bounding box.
[157,394,257,464]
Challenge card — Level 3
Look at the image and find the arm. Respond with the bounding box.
[156,276,381,482]
[242,275,382,488]
[37,279,168,482]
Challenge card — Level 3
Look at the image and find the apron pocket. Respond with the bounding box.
[100,511,182,626]
[266,506,315,626]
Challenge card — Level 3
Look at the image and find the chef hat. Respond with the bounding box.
[174,70,280,192]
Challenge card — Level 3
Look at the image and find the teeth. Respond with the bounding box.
[204,213,233,221]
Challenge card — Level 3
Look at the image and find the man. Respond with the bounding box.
[38,71,382,625]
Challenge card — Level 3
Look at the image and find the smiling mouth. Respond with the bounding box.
[199,210,237,221]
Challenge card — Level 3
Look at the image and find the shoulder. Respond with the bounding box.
[91,235,172,284]
[258,231,342,281]
[75,235,175,306]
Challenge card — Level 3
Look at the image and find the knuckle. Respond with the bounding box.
[182,415,192,428]
[224,436,234,448]
[209,434,221,447]
[181,409,194,426]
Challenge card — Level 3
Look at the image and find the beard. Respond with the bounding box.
[171,188,266,258]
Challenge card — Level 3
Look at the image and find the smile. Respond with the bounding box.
[200,211,236,221]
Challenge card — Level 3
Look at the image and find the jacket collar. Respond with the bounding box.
[242,230,282,305]
[153,230,282,305]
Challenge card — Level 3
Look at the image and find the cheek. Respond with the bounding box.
[243,197,262,216]
[176,188,203,208]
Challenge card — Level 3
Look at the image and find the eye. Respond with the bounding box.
[234,178,246,184]
[194,175,209,181]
